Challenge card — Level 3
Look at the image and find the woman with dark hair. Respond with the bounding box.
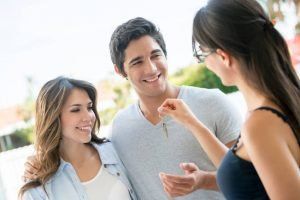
[158,0,300,199]
[19,76,136,199]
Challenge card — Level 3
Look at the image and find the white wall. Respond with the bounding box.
[0,145,34,200]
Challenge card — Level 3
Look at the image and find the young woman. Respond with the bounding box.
[158,0,300,199]
[19,76,137,200]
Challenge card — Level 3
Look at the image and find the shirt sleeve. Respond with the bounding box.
[22,186,47,200]
[213,90,243,145]
[22,190,36,200]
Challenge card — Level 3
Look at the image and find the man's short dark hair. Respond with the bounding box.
[109,17,167,76]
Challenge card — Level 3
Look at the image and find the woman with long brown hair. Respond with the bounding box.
[158,0,300,199]
[19,76,136,199]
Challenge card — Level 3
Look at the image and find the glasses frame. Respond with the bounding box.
[193,43,215,63]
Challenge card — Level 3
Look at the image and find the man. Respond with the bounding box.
[108,17,241,199]
[24,17,241,200]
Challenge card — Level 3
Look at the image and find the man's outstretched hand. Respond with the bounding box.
[159,162,218,197]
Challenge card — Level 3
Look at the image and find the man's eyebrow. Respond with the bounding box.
[151,49,162,54]
[128,49,162,65]
[129,56,143,65]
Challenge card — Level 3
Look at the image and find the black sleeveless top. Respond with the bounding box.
[216,107,292,200]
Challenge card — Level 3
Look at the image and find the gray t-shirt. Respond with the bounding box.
[110,86,242,200]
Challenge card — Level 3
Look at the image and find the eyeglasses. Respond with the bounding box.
[193,44,215,63]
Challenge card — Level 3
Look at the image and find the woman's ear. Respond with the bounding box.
[216,49,241,79]
[216,49,232,68]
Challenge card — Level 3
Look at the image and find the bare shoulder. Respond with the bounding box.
[241,109,291,147]
[240,109,300,199]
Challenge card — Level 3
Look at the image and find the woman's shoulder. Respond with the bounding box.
[92,141,120,163]
[93,140,115,151]
[241,109,290,146]
[22,186,46,200]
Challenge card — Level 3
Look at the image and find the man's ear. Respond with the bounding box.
[114,65,127,78]
[216,49,232,68]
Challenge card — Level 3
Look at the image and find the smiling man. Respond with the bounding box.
[108,17,242,200]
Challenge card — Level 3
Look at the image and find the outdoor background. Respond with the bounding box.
[0,0,299,199]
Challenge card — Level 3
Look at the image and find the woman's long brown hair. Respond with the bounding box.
[193,0,300,143]
[19,76,105,198]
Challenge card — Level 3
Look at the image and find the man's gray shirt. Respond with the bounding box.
[110,86,242,200]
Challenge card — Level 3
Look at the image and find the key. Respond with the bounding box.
[162,120,168,138]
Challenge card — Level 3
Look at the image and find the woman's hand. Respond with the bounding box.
[158,98,198,128]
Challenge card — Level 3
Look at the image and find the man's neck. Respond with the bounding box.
[138,84,180,124]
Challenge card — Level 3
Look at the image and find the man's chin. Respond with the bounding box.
[141,87,168,97]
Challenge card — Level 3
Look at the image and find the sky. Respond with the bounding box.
[0,0,209,108]
[1,0,297,109]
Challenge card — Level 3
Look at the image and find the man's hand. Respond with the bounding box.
[22,155,39,182]
[159,163,218,197]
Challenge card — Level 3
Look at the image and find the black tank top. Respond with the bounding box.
[216,106,292,200]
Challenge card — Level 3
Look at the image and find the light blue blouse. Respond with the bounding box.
[23,142,137,200]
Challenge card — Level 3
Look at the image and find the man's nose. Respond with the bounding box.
[144,58,158,73]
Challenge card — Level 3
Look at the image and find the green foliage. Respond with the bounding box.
[296,22,300,35]
[100,107,119,125]
[113,81,132,108]
[170,63,238,94]
[99,81,133,125]
[4,125,34,151]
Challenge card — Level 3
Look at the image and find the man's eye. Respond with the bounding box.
[88,106,93,111]
[132,61,142,66]
[152,54,162,58]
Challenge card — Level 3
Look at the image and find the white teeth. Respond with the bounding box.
[78,126,91,131]
[145,76,158,82]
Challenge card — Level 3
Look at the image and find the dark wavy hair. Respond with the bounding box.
[192,0,300,143]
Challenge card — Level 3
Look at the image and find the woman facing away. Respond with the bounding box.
[158,0,300,199]
[19,76,137,200]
